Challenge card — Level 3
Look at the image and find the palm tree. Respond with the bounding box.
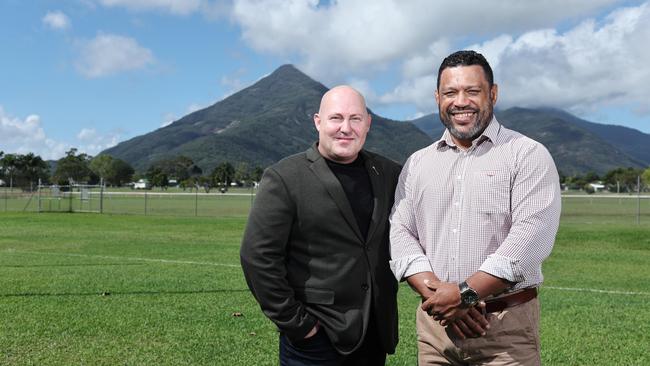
[18,153,49,191]
[0,153,19,192]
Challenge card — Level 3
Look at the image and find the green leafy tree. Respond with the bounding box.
[603,167,643,193]
[145,166,168,190]
[53,148,96,185]
[583,171,600,183]
[111,159,135,186]
[211,162,235,189]
[89,155,134,186]
[196,176,212,193]
[642,167,650,191]
[89,155,114,182]
[17,153,49,190]
[150,156,202,182]
[251,166,264,183]
[234,162,250,187]
[0,153,20,190]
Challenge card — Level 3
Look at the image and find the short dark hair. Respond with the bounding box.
[437,50,494,89]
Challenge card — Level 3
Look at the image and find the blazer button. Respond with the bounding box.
[361,284,369,291]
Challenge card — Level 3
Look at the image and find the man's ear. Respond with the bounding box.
[314,113,321,132]
[490,84,498,105]
[434,89,440,107]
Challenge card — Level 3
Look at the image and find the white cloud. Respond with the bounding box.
[0,106,120,160]
[161,113,176,127]
[0,106,68,160]
[227,0,650,120]
[42,10,71,30]
[74,127,120,156]
[374,1,650,118]
[230,0,619,81]
[486,2,650,115]
[75,33,155,78]
[160,102,211,127]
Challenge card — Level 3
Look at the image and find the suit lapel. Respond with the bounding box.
[307,145,364,242]
[363,152,386,243]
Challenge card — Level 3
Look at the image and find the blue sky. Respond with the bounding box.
[1,0,649,160]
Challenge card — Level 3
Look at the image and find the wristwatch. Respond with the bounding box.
[458,281,480,308]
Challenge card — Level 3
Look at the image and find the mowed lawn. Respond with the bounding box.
[1,202,649,365]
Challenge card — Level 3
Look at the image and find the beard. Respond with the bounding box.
[439,103,493,142]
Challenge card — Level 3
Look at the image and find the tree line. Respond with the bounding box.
[0,149,264,192]
[560,167,650,193]
[2,148,649,193]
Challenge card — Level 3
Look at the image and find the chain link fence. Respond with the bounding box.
[1,186,649,223]
[0,185,257,218]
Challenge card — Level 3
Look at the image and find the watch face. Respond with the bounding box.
[463,290,479,306]
[460,283,480,307]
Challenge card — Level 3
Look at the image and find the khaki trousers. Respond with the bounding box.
[416,297,541,366]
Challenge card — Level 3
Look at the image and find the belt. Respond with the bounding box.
[484,288,537,313]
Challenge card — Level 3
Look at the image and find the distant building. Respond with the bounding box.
[589,182,606,192]
[133,179,151,190]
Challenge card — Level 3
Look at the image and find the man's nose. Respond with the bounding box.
[340,118,352,132]
[454,92,470,107]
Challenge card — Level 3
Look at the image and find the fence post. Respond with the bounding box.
[637,176,641,225]
[100,178,104,214]
[195,187,199,217]
[38,179,42,213]
[69,184,73,213]
[144,191,148,216]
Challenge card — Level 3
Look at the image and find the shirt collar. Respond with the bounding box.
[435,116,501,150]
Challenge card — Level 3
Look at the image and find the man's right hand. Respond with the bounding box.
[444,302,490,339]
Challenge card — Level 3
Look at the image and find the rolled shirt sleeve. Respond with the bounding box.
[478,142,561,285]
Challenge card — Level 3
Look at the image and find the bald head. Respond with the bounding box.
[314,85,372,164]
[318,85,368,115]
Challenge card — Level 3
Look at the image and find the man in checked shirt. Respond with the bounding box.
[389,50,561,365]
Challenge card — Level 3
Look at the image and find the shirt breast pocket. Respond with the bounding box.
[470,170,510,214]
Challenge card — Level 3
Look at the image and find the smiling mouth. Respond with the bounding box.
[450,111,477,123]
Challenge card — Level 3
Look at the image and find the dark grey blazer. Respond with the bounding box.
[240,143,401,355]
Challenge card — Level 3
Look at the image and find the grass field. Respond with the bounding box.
[1,198,649,365]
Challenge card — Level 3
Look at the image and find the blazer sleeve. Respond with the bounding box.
[239,167,318,341]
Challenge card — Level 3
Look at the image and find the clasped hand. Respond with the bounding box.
[420,280,490,339]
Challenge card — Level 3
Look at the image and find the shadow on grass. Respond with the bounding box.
[0,289,250,297]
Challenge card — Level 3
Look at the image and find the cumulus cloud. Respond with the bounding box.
[74,128,120,156]
[0,106,68,160]
[230,0,618,81]
[228,0,650,119]
[383,2,650,117]
[75,33,155,78]
[42,10,71,30]
[494,2,650,115]
[0,106,120,160]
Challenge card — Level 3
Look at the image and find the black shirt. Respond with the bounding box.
[326,155,374,240]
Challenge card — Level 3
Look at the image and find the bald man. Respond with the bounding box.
[241,86,401,365]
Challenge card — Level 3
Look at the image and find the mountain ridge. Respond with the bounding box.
[101,64,650,176]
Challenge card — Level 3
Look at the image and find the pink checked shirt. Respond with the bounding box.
[389,117,561,290]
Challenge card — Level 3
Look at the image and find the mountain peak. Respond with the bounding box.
[255,64,326,93]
